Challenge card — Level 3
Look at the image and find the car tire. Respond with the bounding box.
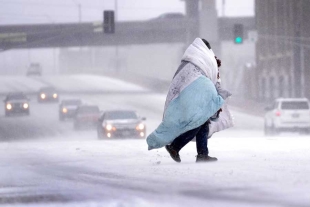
[59,115,65,121]
[299,128,310,135]
[271,126,279,136]
[97,128,105,140]
[74,122,80,131]
[264,122,272,136]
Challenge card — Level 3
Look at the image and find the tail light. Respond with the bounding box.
[275,111,281,116]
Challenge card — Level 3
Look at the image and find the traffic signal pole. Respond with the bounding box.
[115,0,119,73]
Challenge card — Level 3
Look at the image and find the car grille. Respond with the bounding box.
[13,103,23,108]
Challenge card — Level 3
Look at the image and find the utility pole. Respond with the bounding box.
[115,0,119,73]
[300,45,305,97]
[45,15,57,74]
[222,0,225,17]
[293,1,303,98]
[78,3,81,23]
[115,0,118,22]
[72,0,81,23]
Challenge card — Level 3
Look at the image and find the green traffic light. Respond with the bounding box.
[235,36,243,44]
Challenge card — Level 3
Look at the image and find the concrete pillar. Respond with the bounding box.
[185,0,199,18]
[184,0,199,44]
[199,0,219,55]
[183,0,219,54]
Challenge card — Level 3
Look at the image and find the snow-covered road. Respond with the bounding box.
[0,75,309,207]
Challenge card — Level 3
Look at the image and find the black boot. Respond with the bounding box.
[165,145,181,163]
[196,154,218,163]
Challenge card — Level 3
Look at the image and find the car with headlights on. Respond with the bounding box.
[26,63,42,76]
[97,110,146,139]
[264,98,310,135]
[59,99,82,121]
[4,92,30,116]
[38,86,59,103]
[73,105,100,130]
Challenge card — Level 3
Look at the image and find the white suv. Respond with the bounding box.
[264,98,310,135]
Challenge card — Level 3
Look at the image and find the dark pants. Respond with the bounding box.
[170,121,209,155]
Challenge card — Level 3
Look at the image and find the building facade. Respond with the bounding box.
[255,0,310,101]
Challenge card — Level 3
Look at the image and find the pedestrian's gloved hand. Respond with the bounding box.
[216,108,222,116]
[210,108,222,121]
[215,82,232,100]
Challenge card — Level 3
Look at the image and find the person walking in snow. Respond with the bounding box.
[146,38,232,163]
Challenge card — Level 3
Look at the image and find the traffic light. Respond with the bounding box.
[233,24,244,44]
[103,10,115,34]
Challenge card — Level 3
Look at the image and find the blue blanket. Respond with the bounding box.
[147,76,224,150]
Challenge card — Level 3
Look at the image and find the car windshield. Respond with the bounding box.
[7,93,27,100]
[281,101,309,110]
[29,67,41,72]
[106,111,138,120]
[40,87,56,92]
[158,13,184,19]
[63,100,81,105]
[78,107,99,114]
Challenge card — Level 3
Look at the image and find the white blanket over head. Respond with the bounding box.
[182,38,218,84]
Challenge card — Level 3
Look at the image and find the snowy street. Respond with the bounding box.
[0,76,309,207]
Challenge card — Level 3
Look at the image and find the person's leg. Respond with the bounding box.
[195,121,217,162]
[165,126,201,163]
[195,122,209,155]
[170,126,201,152]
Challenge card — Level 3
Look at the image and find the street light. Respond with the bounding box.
[44,14,57,74]
[115,0,118,21]
[72,0,81,23]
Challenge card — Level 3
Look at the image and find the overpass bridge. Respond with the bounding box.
[0,20,188,51]
[0,0,254,51]
[0,17,254,51]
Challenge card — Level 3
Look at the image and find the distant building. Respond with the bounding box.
[255,0,310,101]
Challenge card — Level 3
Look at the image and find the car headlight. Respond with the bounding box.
[136,123,145,130]
[23,103,29,109]
[106,124,113,131]
[62,108,68,113]
[40,93,46,99]
[53,93,58,98]
[6,103,12,110]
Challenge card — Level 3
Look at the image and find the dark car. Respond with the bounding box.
[26,63,42,76]
[97,110,146,139]
[38,86,59,103]
[74,105,100,130]
[150,12,185,21]
[4,92,30,116]
[59,99,82,121]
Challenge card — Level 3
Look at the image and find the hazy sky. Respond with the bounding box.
[0,0,254,25]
